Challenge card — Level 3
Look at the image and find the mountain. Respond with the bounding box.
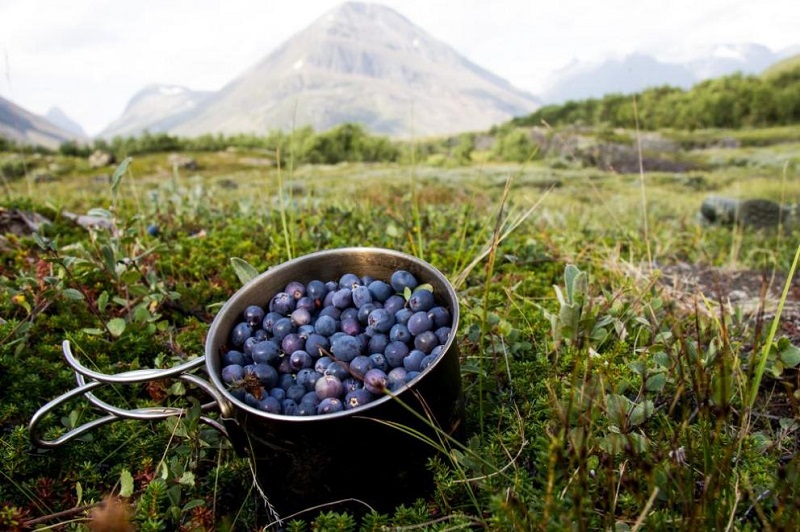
[540,54,697,104]
[99,84,213,138]
[0,95,83,149]
[45,107,88,139]
[103,1,539,139]
[540,43,795,104]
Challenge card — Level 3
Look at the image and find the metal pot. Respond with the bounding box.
[29,247,464,521]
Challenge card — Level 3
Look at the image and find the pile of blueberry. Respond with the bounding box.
[219,269,453,416]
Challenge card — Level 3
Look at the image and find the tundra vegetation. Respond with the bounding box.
[1,72,800,530]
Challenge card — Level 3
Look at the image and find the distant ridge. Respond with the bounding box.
[101,1,540,139]
[0,95,84,149]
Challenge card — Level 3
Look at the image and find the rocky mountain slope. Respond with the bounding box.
[102,2,540,139]
[99,84,212,138]
[0,96,83,149]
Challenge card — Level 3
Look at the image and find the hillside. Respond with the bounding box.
[0,96,84,149]
[102,2,540,139]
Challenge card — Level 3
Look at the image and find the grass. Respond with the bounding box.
[1,125,800,530]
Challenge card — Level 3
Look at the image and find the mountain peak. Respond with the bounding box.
[103,2,539,138]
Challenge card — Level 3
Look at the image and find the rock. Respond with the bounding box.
[61,211,115,231]
[167,153,198,170]
[0,207,51,252]
[88,150,115,168]
[699,196,794,229]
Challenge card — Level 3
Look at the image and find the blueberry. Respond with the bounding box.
[315,374,344,399]
[368,334,389,355]
[420,353,438,371]
[301,391,321,406]
[357,303,377,325]
[284,281,306,300]
[408,288,434,313]
[414,330,439,354]
[387,367,408,391]
[297,324,316,337]
[339,273,362,289]
[230,322,252,347]
[384,340,410,367]
[244,392,262,409]
[281,332,305,355]
[332,287,353,309]
[344,389,374,409]
[394,308,413,326]
[290,307,312,327]
[318,305,341,321]
[390,270,418,293]
[325,280,338,293]
[367,308,395,334]
[281,399,298,415]
[277,356,293,374]
[314,314,338,337]
[222,350,245,366]
[383,294,406,315]
[340,307,359,322]
[147,224,160,237]
[249,363,278,389]
[243,305,265,327]
[306,280,328,305]
[269,291,295,315]
[317,397,344,415]
[363,368,388,394]
[253,329,268,342]
[278,373,295,390]
[407,311,433,336]
[342,377,363,393]
[369,353,389,372]
[403,349,426,372]
[340,316,362,336]
[389,323,412,344]
[325,360,350,380]
[272,317,295,342]
[305,333,331,358]
[296,368,322,390]
[349,355,374,379]
[428,306,452,328]
[296,401,317,416]
[221,364,244,384]
[251,340,280,365]
[314,356,334,374]
[331,334,361,362]
[289,350,313,370]
[434,327,451,346]
[405,370,421,382]
[259,396,282,414]
[261,311,284,334]
[292,295,312,313]
[351,285,373,308]
[367,280,393,303]
[269,387,286,401]
[242,337,258,356]
[286,384,307,403]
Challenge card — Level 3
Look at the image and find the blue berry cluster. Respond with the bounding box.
[219,270,453,416]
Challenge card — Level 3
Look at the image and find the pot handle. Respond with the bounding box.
[29,340,237,449]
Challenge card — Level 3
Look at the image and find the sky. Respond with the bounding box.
[0,0,797,137]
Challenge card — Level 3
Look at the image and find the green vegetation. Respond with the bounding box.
[514,58,800,131]
[1,116,800,530]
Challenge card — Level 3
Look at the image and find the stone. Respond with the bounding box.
[88,150,115,168]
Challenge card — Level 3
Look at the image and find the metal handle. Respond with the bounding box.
[29,340,234,448]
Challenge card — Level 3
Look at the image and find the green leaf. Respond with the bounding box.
[178,471,196,487]
[119,468,134,497]
[111,156,133,198]
[182,499,206,512]
[107,318,126,337]
[81,327,105,336]
[778,343,800,368]
[230,257,259,286]
[403,286,412,301]
[75,482,83,506]
[61,288,85,300]
[87,208,112,219]
[629,400,655,427]
[646,373,666,392]
[97,291,109,312]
